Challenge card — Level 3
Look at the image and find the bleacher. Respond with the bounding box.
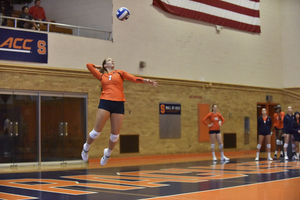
[1,8,73,35]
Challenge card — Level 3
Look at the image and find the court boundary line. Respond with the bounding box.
[138,176,300,200]
[0,191,38,200]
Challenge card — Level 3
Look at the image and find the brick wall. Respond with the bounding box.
[2,64,298,159]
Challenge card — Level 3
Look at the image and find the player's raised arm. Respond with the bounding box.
[119,70,158,87]
[143,79,158,87]
[86,63,102,80]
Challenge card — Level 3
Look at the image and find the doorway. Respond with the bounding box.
[0,92,38,165]
[257,103,278,152]
[0,90,87,166]
[41,93,86,163]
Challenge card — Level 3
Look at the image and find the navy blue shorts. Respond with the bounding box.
[292,134,300,142]
[259,132,271,136]
[98,99,125,114]
[209,130,220,134]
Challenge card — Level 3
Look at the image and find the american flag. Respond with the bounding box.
[152,0,261,33]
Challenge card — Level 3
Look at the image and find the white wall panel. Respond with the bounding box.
[4,0,299,88]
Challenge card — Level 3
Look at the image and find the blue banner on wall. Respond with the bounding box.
[159,103,181,115]
[0,28,48,63]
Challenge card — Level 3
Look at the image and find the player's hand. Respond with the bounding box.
[145,79,158,87]
[208,123,213,127]
[150,80,158,87]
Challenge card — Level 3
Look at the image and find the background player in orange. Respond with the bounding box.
[255,108,273,161]
[81,58,158,166]
[271,104,285,159]
[202,104,229,161]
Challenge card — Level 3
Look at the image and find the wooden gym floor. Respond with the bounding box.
[0,151,299,200]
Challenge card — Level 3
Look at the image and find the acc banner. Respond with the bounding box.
[0,28,48,63]
[159,103,181,115]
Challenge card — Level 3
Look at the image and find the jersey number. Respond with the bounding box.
[108,75,112,80]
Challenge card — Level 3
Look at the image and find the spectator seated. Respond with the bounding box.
[2,9,72,34]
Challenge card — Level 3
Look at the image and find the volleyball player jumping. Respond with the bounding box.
[202,104,229,161]
[81,58,158,166]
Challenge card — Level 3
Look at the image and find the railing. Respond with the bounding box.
[0,15,112,41]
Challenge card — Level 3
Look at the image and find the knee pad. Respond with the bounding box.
[211,144,215,149]
[89,129,101,139]
[110,133,119,142]
[266,144,271,149]
[284,143,288,148]
[219,144,223,150]
[257,144,261,149]
[292,144,296,148]
[280,140,283,145]
[276,139,281,145]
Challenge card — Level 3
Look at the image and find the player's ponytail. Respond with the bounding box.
[100,59,108,74]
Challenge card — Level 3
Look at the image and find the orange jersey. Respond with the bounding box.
[202,112,225,131]
[87,63,144,101]
[273,112,285,129]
